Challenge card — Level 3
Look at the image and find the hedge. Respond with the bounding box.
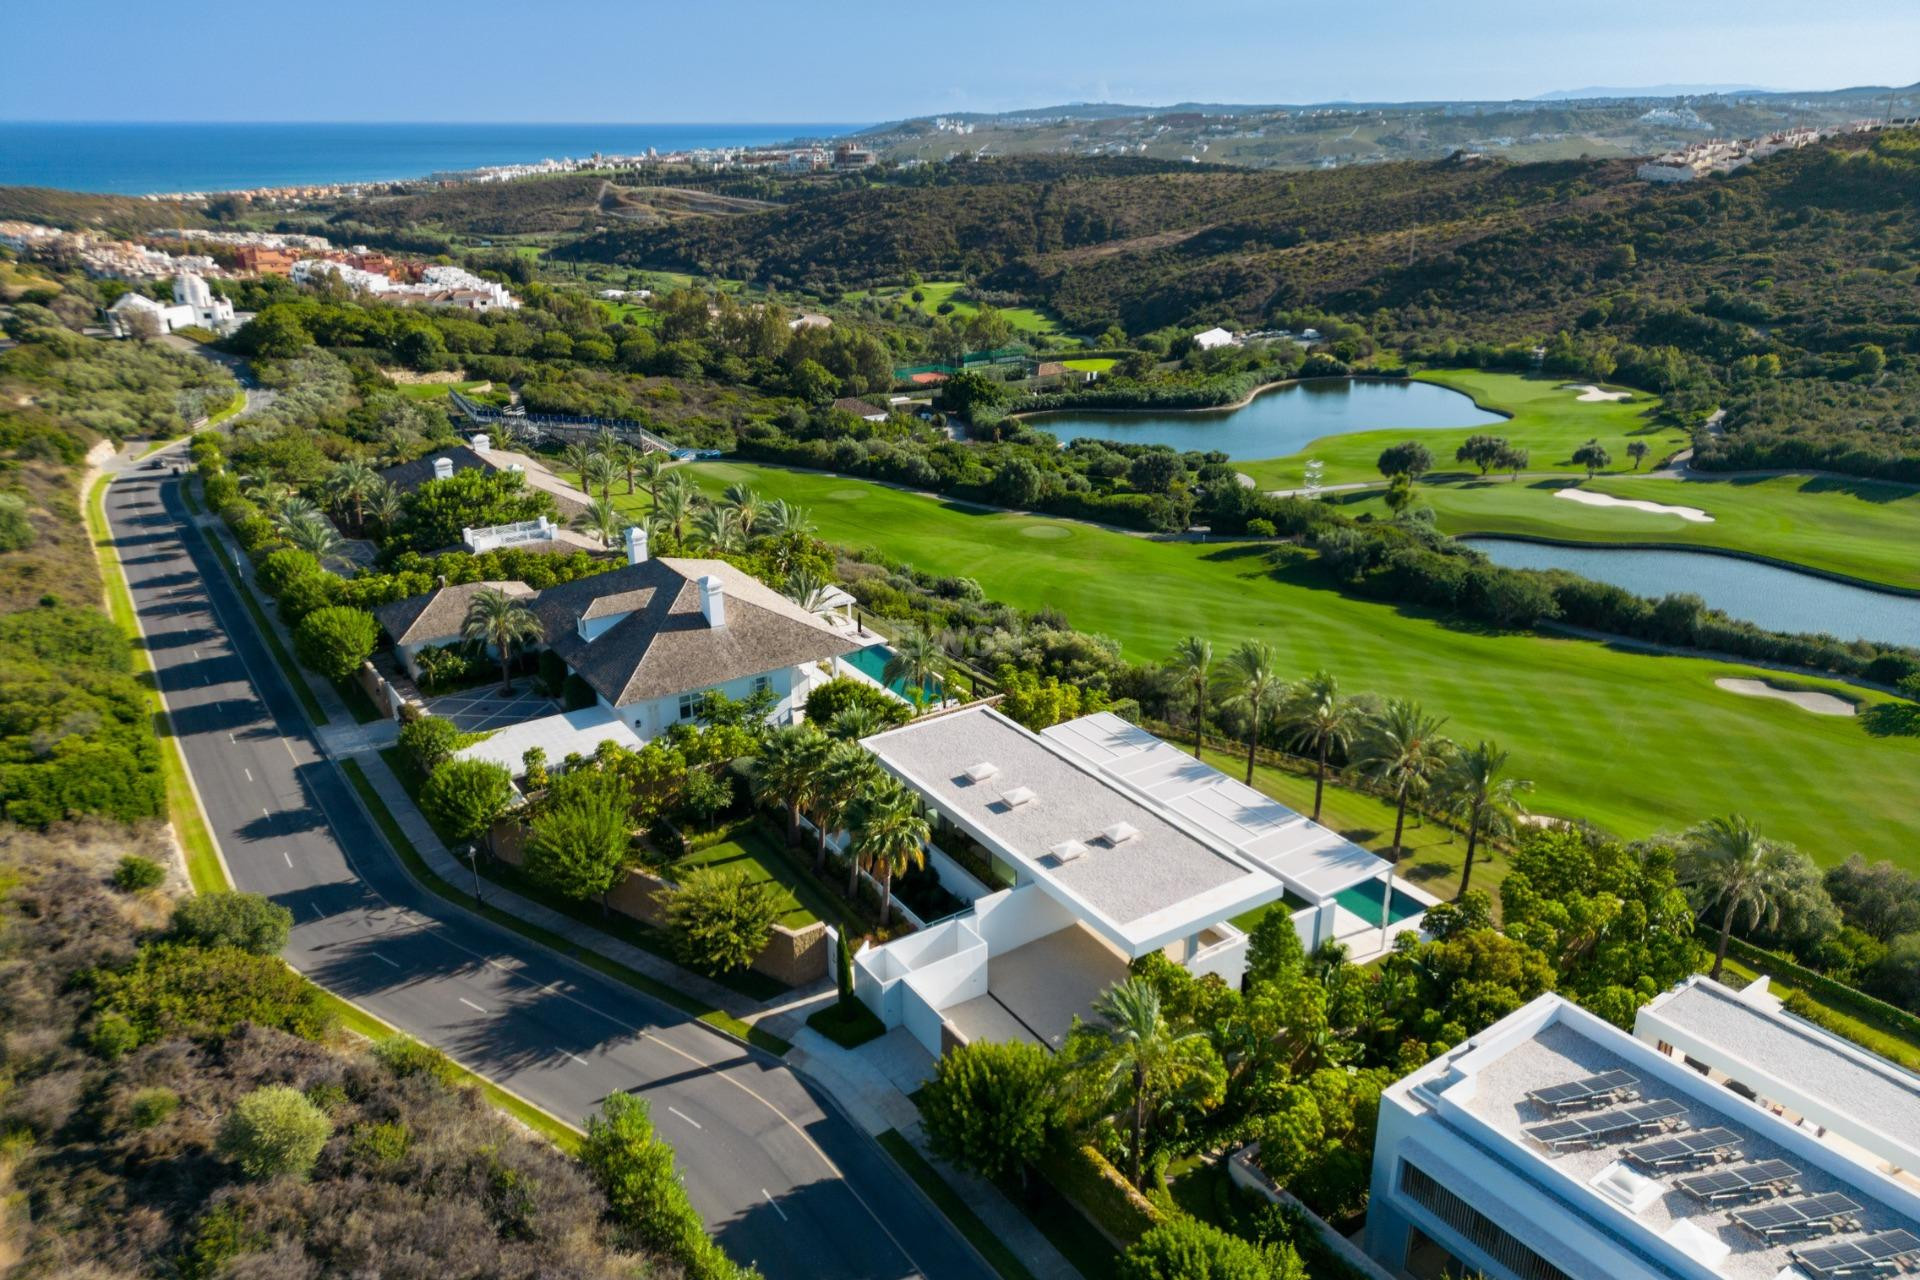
[1036,1143,1165,1247]
[1725,936,1920,1043]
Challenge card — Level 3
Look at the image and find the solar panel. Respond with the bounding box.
[1793,1230,1920,1277]
[1624,1126,1740,1168]
[1731,1194,1862,1239]
[1526,1069,1640,1113]
[1675,1159,1801,1202]
[1525,1099,1690,1151]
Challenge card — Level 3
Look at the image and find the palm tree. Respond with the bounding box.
[1214,640,1282,785]
[1437,741,1531,900]
[326,458,380,532]
[575,496,625,549]
[721,483,762,535]
[580,451,620,503]
[561,441,598,488]
[784,567,837,615]
[810,739,881,875]
[760,499,815,540]
[1171,636,1212,758]
[242,475,295,514]
[281,512,346,567]
[751,725,829,846]
[693,504,746,553]
[1280,670,1361,823]
[272,496,323,529]
[606,441,641,494]
[1680,814,1798,980]
[634,450,667,508]
[849,777,929,921]
[462,586,543,696]
[363,479,403,532]
[883,626,945,707]
[828,704,885,741]
[1355,699,1454,941]
[649,472,697,543]
[1089,977,1216,1188]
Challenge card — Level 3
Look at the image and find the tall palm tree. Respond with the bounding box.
[810,739,881,874]
[751,725,829,847]
[849,777,930,921]
[575,496,625,549]
[827,704,886,741]
[462,586,543,696]
[580,451,620,503]
[1214,640,1282,785]
[281,512,347,567]
[363,479,403,532]
[1680,814,1797,980]
[784,567,837,615]
[882,626,945,707]
[721,483,762,535]
[1171,636,1212,759]
[326,458,380,532]
[634,450,667,509]
[693,504,746,554]
[1355,699,1454,940]
[242,475,295,514]
[1280,670,1361,823]
[606,441,641,494]
[649,472,697,543]
[1437,740,1531,900]
[1090,977,1216,1189]
[561,441,598,487]
[760,499,815,540]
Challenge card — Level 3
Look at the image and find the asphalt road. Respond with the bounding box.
[104,460,991,1280]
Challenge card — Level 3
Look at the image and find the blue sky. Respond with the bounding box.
[6,0,1915,122]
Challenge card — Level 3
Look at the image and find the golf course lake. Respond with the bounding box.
[1025,377,1506,459]
[1468,538,1920,647]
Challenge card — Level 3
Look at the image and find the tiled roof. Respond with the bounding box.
[373,580,535,647]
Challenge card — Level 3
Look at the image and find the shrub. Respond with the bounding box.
[372,1034,464,1086]
[1245,518,1276,538]
[256,547,323,597]
[398,714,462,774]
[90,942,333,1046]
[663,866,785,975]
[581,1092,752,1280]
[169,891,293,955]
[112,854,166,892]
[803,676,911,730]
[419,758,514,846]
[293,605,380,681]
[89,1011,139,1060]
[1119,1216,1306,1280]
[921,1039,1058,1184]
[218,1084,333,1180]
[126,1086,181,1130]
[348,1120,413,1167]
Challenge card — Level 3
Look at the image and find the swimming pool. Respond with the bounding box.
[1333,878,1426,927]
[843,643,939,701]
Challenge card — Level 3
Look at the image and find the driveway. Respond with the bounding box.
[423,685,560,732]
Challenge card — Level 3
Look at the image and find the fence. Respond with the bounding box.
[448,390,679,456]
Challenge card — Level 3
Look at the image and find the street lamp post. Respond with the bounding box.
[466,843,484,906]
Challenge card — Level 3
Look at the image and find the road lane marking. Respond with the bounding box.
[762,1190,787,1221]
[282,851,293,867]
[244,768,253,782]
[285,740,298,763]
[458,997,487,1013]
[372,952,401,967]
[668,1106,702,1129]
[564,1051,589,1066]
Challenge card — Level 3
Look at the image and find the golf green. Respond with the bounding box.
[689,460,1920,867]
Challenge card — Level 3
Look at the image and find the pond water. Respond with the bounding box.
[1022,377,1507,460]
[1468,539,1920,648]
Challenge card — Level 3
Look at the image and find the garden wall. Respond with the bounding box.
[1228,1145,1391,1280]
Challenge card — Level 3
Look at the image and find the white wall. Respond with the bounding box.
[927,844,993,904]
[973,884,1077,954]
[611,665,801,739]
[1185,926,1249,985]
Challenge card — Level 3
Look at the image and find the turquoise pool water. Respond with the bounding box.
[844,643,939,700]
[1334,878,1426,926]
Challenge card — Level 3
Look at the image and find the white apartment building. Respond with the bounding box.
[105,272,237,337]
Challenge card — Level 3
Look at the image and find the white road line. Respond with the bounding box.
[372,952,401,967]
[668,1106,702,1129]
[244,767,253,782]
[762,1190,788,1222]
[282,850,293,867]
[458,997,488,1014]
[564,1051,589,1066]
[285,739,298,763]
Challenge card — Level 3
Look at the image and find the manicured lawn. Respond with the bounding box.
[686,460,1920,867]
[1062,357,1116,372]
[1236,370,1687,490]
[669,822,865,933]
[1330,472,1920,592]
[859,279,1071,342]
[393,378,489,401]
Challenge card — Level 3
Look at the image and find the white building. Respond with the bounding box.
[843,707,1434,1056]
[1193,326,1237,350]
[292,259,519,310]
[105,272,237,338]
[1363,986,1920,1280]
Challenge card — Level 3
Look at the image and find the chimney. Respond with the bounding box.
[698,575,726,628]
[432,455,454,481]
[472,433,490,452]
[624,525,648,565]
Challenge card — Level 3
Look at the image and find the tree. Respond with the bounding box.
[398,714,462,773]
[326,458,381,532]
[751,724,830,845]
[113,854,166,892]
[1279,670,1360,822]
[882,625,945,706]
[1437,741,1531,900]
[921,1040,1058,1186]
[1356,699,1453,943]
[294,605,379,681]
[1172,636,1212,759]
[1382,474,1415,517]
[462,586,542,695]
[400,469,553,552]
[1455,434,1509,475]
[848,776,930,919]
[992,457,1045,509]
[809,739,882,874]
[1376,440,1434,481]
[219,1085,332,1181]
[1626,440,1650,469]
[1680,814,1798,980]
[1120,1217,1305,1280]
[525,770,635,914]
[581,451,620,502]
[942,369,1007,419]
[663,866,785,975]
[1571,438,1612,478]
[1088,977,1221,1188]
[1215,640,1282,785]
[169,891,293,955]
[1495,443,1530,480]
[420,758,513,850]
[279,511,347,567]
[575,495,626,549]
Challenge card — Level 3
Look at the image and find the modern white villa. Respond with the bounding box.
[1363,981,1920,1280]
[843,704,1436,1057]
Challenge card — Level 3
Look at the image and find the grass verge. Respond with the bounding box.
[86,474,224,894]
[806,1000,886,1048]
[197,525,329,725]
[341,757,789,1054]
[875,1130,1041,1280]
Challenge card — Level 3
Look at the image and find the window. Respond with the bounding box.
[1399,1162,1573,1280]
[677,692,700,721]
[752,675,772,696]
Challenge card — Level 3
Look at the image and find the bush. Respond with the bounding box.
[293,605,380,681]
[347,1120,413,1167]
[803,676,911,730]
[419,758,514,845]
[1120,1216,1306,1280]
[372,1034,463,1086]
[921,1039,1058,1183]
[168,891,293,955]
[581,1092,753,1280]
[112,854,166,892]
[218,1084,333,1180]
[126,1086,181,1130]
[257,547,323,596]
[90,942,333,1046]
[88,1011,139,1061]
[663,866,785,975]
[398,714,462,774]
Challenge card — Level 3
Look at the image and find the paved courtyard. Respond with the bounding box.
[422,686,559,732]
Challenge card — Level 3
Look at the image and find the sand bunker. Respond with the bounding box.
[1715,678,1856,717]
[1554,488,1714,523]
[1565,383,1633,402]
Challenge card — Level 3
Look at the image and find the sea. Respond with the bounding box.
[0,122,865,196]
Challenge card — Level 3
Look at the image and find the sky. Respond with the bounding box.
[5,0,1916,123]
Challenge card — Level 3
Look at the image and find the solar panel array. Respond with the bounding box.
[1526,1069,1640,1113]
[1525,1098,1688,1150]
[1675,1159,1802,1203]
[1793,1229,1920,1277]
[1624,1126,1742,1168]
[1732,1194,1863,1240]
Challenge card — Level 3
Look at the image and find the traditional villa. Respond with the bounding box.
[1362,982,1920,1280]
[840,705,1436,1056]
[105,271,238,338]
[377,433,593,519]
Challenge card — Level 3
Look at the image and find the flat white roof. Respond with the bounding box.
[863,707,1285,955]
[1042,711,1389,901]
[453,705,644,776]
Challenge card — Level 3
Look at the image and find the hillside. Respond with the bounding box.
[319,173,777,237]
